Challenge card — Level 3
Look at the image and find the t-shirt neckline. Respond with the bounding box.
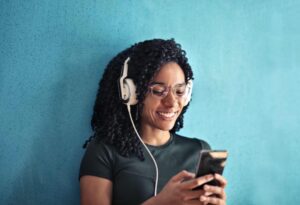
[145,133,174,150]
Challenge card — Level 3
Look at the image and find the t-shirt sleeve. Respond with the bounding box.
[199,139,211,150]
[79,139,114,181]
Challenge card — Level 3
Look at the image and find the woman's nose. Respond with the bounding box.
[162,90,177,107]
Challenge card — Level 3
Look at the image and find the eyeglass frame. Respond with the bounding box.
[147,82,190,100]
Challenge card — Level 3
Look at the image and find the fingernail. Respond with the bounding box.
[200,196,206,201]
[204,185,209,190]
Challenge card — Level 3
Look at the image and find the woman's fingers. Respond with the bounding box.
[204,191,213,196]
[180,189,205,201]
[214,174,227,188]
[171,170,195,183]
[200,195,225,205]
[203,185,226,200]
[181,174,214,189]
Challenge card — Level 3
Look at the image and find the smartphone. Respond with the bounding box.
[194,150,228,189]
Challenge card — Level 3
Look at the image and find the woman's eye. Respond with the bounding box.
[152,89,165,96]
[175,87,186,96]
[176,90,185,96]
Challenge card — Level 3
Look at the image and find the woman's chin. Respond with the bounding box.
[155,121,177,131]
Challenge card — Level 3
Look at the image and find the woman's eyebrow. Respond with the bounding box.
[149,81,186,86]
[149,81,165,86]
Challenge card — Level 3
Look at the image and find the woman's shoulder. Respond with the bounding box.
[84,137,118,158]
[173,133,211,150]
[80,138,117,180]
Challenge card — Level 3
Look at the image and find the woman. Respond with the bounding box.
[79,39,227,205]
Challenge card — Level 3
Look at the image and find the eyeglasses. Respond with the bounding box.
[148,83,189,99]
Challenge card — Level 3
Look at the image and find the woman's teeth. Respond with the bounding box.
[158,112,177,118]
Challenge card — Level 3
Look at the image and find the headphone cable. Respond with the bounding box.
[126,104,159,196]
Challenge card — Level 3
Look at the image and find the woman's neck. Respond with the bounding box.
[140,127,171,146]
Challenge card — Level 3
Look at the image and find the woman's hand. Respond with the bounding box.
[199,174,227,205]
[143,171,227,205]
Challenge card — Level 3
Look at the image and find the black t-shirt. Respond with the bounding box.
[79,134,210,205]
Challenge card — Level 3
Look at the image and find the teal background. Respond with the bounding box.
[1,1,299,204]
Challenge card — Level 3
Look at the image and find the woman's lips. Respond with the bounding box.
[156,111,178,120]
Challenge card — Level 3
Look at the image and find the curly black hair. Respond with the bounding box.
[84,39,194,160]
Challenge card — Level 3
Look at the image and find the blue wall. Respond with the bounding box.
[1,1,299,204]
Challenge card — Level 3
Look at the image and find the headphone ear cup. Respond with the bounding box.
[124,78,138,105]
[184,80,193,106]
[118,57,138,106]
[120,79,129,102]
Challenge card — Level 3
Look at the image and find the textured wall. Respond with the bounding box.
[1,1,299,204]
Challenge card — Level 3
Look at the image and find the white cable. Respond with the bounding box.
[127,104,159,196]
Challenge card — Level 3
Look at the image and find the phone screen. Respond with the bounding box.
[194,150,228,189]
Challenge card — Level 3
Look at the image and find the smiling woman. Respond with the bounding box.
[79,39,228,205]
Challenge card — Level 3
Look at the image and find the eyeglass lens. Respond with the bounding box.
[149,84,187,98]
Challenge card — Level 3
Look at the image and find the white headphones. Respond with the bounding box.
[184,80,193,106]
[118,57,193,106]
[118,57,138,105]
